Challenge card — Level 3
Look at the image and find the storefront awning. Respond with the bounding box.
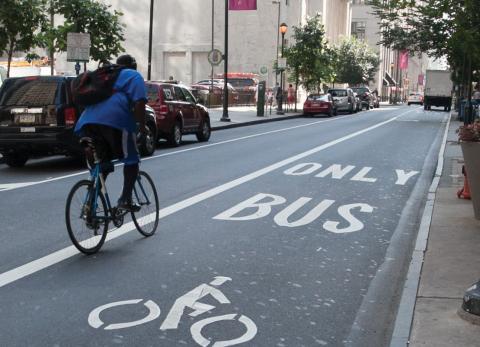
[383,78,389,86]
[385,72,397,86]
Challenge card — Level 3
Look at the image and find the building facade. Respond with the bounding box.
[54,0,351,89]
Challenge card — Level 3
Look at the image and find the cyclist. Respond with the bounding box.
[74,54,147,212]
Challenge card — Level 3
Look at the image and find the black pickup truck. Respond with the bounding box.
[0,76,157,167]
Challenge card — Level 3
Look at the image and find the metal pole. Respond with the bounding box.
[275,2,280,85]
[277,32,285,115]
[50,0,54,76]
[221,0,230,121]
[147,0,154,80]
[210,0,214,108]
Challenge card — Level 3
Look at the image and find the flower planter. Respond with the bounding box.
[461,142,480,219]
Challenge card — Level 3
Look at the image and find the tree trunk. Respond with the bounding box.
[7,41,15,78]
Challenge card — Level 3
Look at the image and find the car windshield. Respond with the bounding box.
[308,94,329,101]
[329,90,347,97]
[0,77,61,107]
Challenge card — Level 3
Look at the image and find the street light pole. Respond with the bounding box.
[277,23,287,115]
[272,1,281,85]
[221,0,230,122]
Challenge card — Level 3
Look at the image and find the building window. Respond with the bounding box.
[352,21,366,41]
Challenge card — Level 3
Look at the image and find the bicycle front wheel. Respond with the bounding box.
[65,180,109,254]
[131,171,159,237]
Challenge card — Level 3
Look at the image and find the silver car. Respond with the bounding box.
[328,88,357,113]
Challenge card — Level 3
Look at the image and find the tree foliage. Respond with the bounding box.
[45,0,126,63]
[284,15,336,92]
[334,37,380,85]
[0,0,47,77]
[0,0,125,77]
[368,0,480,80]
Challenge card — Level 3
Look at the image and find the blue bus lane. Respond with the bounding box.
[0,112,443,346]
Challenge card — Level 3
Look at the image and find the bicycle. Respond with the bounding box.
[65,137,159,254]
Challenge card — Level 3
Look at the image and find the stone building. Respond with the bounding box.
[54,0,352,89]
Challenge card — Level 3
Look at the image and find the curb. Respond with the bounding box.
[211,114,304,130]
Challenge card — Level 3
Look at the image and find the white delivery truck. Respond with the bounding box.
[424,69,453,111]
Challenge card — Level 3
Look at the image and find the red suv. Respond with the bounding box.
[145,81,211,146]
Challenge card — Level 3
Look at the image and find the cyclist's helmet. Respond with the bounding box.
[116,54,137,70]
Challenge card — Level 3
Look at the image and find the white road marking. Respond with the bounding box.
[0,112,374,192]
[0,109,417,288]
[88,299,161,330]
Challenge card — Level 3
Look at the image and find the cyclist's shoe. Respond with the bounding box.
[117,198,141,212]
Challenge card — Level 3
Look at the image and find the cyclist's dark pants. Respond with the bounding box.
[81,124,139,202]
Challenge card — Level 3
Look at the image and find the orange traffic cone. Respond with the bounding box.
[458,165,472,199]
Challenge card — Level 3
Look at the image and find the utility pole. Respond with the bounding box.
[221,0,230,121]
[147,0,154,80]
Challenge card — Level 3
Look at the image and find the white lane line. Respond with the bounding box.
[0,112,374,192]
[0,109,416,289]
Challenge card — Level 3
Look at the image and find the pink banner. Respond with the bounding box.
[399,50,409,70]
[229,0,257,10]
[418,74,424,86]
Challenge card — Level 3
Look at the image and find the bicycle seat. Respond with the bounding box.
[79,137,95,148]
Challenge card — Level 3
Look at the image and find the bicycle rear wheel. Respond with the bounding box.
[65,180,109,254]
[131,171,159,236]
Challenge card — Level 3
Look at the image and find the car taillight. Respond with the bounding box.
[65,107,76,126]
[159,104,168,115]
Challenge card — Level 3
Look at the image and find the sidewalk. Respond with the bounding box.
[400,116,480,346]
[208,105,304,130]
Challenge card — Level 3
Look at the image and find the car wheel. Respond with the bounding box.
[167,120,182,147]
[4,152,29,168]
[139,122,156,157]
[196,118,211,142]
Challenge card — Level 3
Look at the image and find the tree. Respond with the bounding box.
[334,37,380,86]
[368,0,480,95]
[37,0,126,70]
[284,15,336,93]
[0,0,47,77]
[52,0,125,63]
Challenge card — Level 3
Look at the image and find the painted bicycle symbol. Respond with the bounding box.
[88,276,257,346]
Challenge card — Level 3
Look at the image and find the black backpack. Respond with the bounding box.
[72,64,125,106]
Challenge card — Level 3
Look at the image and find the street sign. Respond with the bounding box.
[208,49,223,66]
[67,33,91,62]
[278,58,287,69]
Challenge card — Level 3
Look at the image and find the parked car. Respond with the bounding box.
[215,73,259,105]
[0,76,157,167]
[303,93,337,117]
[407,92,424,106]
[145,81,211,146]
[327,88,357,113]
[351,86,374,110]
[190,80,239,106]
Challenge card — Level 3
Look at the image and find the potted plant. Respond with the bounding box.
[459,120,480,219]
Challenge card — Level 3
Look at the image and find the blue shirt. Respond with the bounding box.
[74,69,147,133]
